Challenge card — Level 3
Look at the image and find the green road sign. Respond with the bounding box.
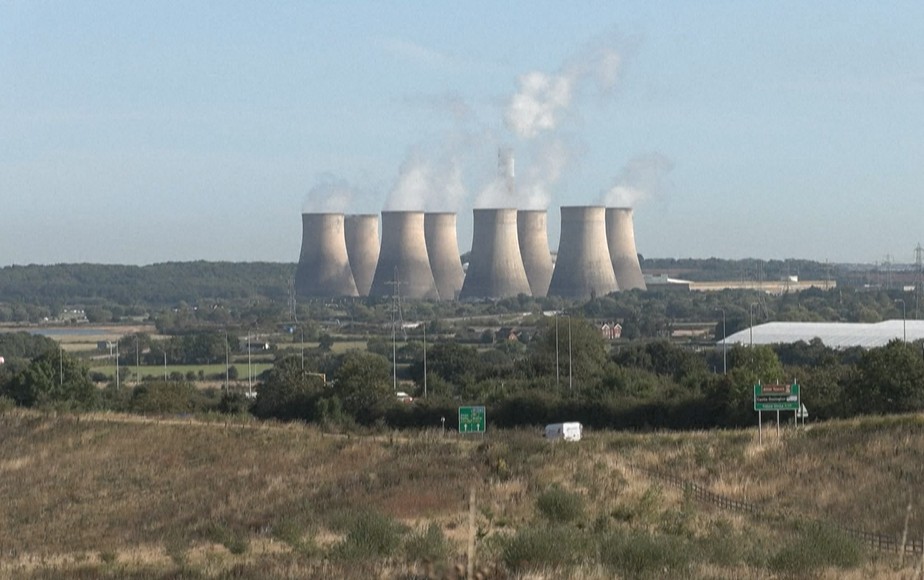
[753,383,800,411]
[458,406,486,433]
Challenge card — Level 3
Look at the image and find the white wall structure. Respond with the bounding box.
[547,206,619,299]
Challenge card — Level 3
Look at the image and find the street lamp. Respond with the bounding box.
[749,303,758,348]
[895,298,906,342]
[715,308,726,374]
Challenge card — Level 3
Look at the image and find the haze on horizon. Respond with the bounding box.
[1,2,922,267]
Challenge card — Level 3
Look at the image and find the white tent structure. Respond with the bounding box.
[722,320,924,349]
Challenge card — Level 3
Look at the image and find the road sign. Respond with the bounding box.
[458,406,486,433]
[753,383,800,411]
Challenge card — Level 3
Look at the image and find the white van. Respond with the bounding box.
[544,422,582,441]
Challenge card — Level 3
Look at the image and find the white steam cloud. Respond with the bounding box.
[601,153,674,208]
[504,38,624,139]
[302,174,357,213]
[384,148,468,211]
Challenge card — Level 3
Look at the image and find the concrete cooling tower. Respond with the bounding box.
[548,206,619,299]
[294,213,359,298]
[424,212,464,300]
[459,208,532,300]
[606,207,647,291]
[344,214,380,296]
[517,209,554,298]
[368,211,440,300]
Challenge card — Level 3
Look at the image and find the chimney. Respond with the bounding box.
[606,207,647,291]
[344,214,380,296]
[459,208,532,299]
[517,209,554,297]
[547,206,619,299]
[294,213,359,298]
[498,147,515,195]
[368,211,440,300]
[424,212,465,300]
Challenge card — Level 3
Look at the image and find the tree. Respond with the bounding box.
[527,317,608,386]
[130,381,201,414]
[318,333,335,352]
[707,345,785,426]
[3,350,97,409]
[845,340,924,415]
[253,355,326,421]
[332,352,392,423]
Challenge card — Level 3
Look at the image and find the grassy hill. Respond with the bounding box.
[1,410,921,578]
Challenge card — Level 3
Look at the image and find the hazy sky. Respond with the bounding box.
[2,1,923,266]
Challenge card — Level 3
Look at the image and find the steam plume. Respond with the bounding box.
[302,174,357,212]
[384,148,468,211]
[601,153,674,207]
[504,37,624,139]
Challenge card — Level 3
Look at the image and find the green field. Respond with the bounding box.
[88,363,275,381]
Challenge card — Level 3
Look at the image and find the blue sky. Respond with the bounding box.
[2,1,922,265]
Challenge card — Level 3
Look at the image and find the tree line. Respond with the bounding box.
[3,319,923,431]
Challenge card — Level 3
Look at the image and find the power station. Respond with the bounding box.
[294,213,359,298]
[547,206,619,299]
[424,212,465,300]
[459,208,532,300]
[606,207,647,291]
[344,214,380,296]
[368,211,440,300]
[294,156,650,301]
[517,209,554,297]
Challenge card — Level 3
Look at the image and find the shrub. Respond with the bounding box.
[599,530,692,578]
[404,523,450,563]
[501,525,588,571]
[535,485,585,524]
[330,510,407,561]
[203,521,249,555]
[130,381,201,414]
[769,521,864,573]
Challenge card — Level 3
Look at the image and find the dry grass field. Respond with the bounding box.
[0,409,921,578]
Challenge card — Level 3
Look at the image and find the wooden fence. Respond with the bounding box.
[628,463,924,555]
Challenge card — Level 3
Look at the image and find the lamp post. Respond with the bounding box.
[555,315,560,388]
[895,298,906,342]
[568,316,573,392]
[423,324,428,398]
[749,303,758,348]
[715,308,726,374]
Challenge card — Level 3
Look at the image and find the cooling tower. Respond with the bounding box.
[547,206,619,299]
[459,208,532,300]
[368,211,440,300]
[344,214,380,296]
[606,207,647,291]
[294,213,359,298]
[517,210,554,297]
[424,212,464,300]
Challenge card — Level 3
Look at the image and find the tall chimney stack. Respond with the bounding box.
[606,207,647,291]
[344,214,380,296]
[294,213,359,298]
[517,209,554,297]
[498,147,515,195]
[368,211,440,300]
[424,212,465,300]
[459,208,532,300]
[547,206,619,299]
